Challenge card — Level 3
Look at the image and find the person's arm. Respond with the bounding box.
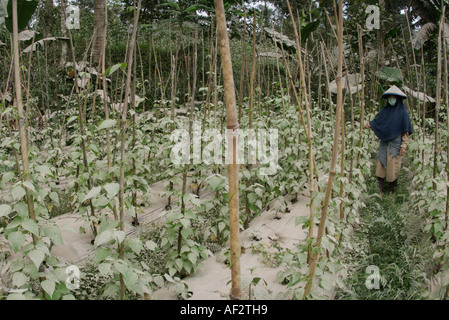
[400,132,410,156]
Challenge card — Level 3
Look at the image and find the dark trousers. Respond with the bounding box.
[378,177,397,193]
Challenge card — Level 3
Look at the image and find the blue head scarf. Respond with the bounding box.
[369,97,413,142]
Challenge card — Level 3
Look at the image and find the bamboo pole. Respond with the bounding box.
[243,13,257,229]
[401,28,414,118]
[443,12,449,299]
[344,66,354,182]
[433,6,444,188]
[320,41,333,126]
[118,0,141,299]
[214,0,241,300]
[99,0,118,221]
[62,0,98,238]
[238,11,247,122]
[249,13,257,131]
[443,11,448,234]
[204,19,215,125]
[405,10,421,120]
[12,0,38,246]
[421,46,427,165]
[303,0,344,299]
[271,22,286,121]
[131,41,139,226]
[178,26,198,255]
[286,0,317,265]
[25,4,42,134]
[356,25,365,169]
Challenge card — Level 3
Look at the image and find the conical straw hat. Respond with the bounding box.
[381,85,407,99]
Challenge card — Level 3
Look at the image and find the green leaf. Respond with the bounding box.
[264,27,297,54]
[36,165,53,176]
[93,196,109,208]
[94,229,114,247]
[82,186,101,203]
[254,286,271,300]
[97,119,117,130]
[96,247,110,262]
[99,263,112,277]
[114,260,128,275]
[22,218,39,236]
[6,293,27,300]
[295,215,309,226]
[124,268,138,291]
[154,275,164,288]
[2,172,15,183]
[49,192,59,204]
[66,116,78,124]
[114,230,126,244]
[43,225,63,245]
[103,283,120,298]
[175,258,183,270]
[0,1,7,21]
[5,0,39,33]
[104,183,119,199]
[12,272,28,288]
[10,260,24,273]
[187,252,197,265]
[207,175,225,191]
[6,217,21,230]
[0,204,12,217]
[165,1,181,11]
[22,181,36,192]
[181,227,193,240]
[14,202,28,219]
[8,231,25,253]
[127,238,143,255]
[28,249,45,269]
[11,185,26,201]
[144,240,157,251]
[301,19,320,41]
[218,221,226,232]
[41,279,55,297]
[375,67,403,84]
[23,36,70,53]
[189,195,201,206]
[186,4,199,12]
[105,63,127,76]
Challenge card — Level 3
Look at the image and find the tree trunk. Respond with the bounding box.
[93,0,106,67]
[43,0,54,37]
[60,0,67,68]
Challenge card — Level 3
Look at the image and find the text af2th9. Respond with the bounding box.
[180,304,268,317]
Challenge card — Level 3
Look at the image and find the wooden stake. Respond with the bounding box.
[12,0,38,246]
[286,0,317,265]
[433,6,444,188]
[356,25,365,169]
[238,11,247,122]
[118,0,141,299]
[62,0,98,238]
[303,0,344,299]
[214,0,241,300]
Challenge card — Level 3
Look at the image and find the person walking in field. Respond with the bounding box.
[364,85,413,194]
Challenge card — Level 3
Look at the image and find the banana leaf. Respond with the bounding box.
[5,0,39,33]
